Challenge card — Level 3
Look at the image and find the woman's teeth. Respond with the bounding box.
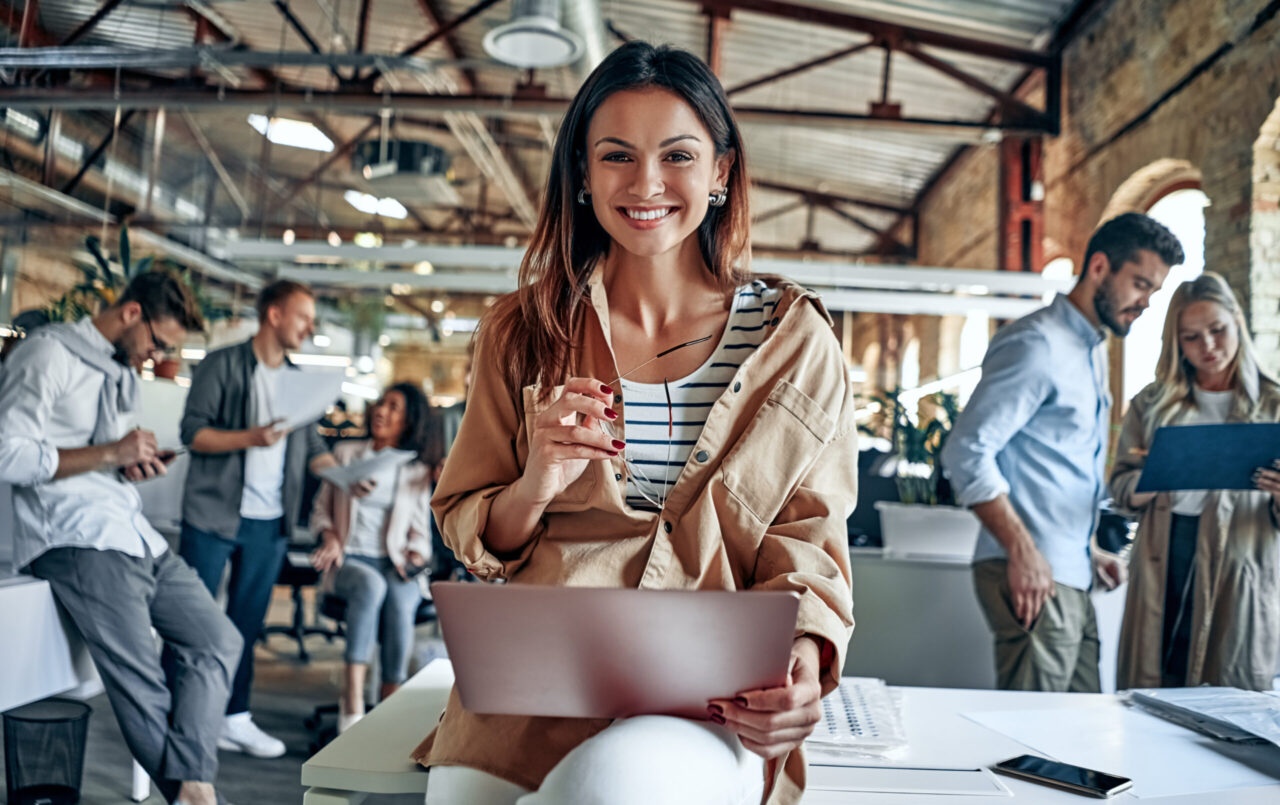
[625,208,673,221]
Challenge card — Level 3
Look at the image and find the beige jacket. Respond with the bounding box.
[413,270,858,804]
[1109,365,1280,690]
[310,439,434,585]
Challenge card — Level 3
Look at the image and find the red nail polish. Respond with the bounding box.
[605,408,618,419]
[607,450,618,457]
[734,696,748,707]
[612,440,626,450]
[600,384,613,395]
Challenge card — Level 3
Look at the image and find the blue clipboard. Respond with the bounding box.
[1135,423,1280,492]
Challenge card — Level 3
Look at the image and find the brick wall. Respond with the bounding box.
[918,0,1280,373]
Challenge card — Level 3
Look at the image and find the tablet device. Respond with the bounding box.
[1135,423,1280,493]
[431,582,800,719]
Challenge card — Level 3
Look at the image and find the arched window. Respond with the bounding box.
[1121,188,1208,403]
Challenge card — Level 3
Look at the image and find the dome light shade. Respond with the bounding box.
[483,0,584,68]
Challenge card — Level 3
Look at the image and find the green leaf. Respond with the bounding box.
[84,236,110,279]
[134,256,153,275]
[119,224,131,277]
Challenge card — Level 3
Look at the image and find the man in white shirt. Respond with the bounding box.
[0,272,240,805]
[178,281,340,758]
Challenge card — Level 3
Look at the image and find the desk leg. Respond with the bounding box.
[130,759,150,802]
[303,787,368,805]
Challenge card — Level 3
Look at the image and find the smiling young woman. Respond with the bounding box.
[418,42,857,805]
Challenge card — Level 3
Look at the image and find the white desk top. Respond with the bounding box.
[302,661,1280,802]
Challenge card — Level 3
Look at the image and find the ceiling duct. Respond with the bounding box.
[351,139,460,206]
[483,0,585,68]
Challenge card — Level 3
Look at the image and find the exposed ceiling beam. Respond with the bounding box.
[727,39,875,96]
[0,87,1048,138]
[898,41,1050,129]
[752,178,910,216]
[820,202,911,256]
[368,0,503,87]
[751,198,806,225]
[694,0,1055,68]
[61,108,135,195]
[59,0,125,47]
[283,118,380,199]
[271,0,344,84]
[355,0,373,55]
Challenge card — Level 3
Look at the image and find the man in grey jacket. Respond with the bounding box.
[178,280,339,757]
[0,272,240,805]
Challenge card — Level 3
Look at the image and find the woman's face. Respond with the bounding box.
[583,87,733,260]
[370,390,408,445]
[1178,300,1239,379]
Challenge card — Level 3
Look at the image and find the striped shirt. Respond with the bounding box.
[620,280,782,512]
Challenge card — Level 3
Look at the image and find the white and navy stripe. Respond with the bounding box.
[619,280,781,511]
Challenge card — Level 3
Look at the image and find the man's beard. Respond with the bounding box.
[1093,277,1137,337]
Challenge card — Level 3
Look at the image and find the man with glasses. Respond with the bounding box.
[178,280,340,758]
[0,271,241,805]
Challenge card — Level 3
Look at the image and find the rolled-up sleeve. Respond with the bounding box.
[429,329,536,581]
[941,331,1053,508]
[749,373,858,695]
[0,339,68,486]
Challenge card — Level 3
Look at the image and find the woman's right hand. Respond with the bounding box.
[1129,491,1157,509]
[519,377,622,506]
[310,532,345,572]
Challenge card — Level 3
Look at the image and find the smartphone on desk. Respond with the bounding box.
[993,755,1132,798]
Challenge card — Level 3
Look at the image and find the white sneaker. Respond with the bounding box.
[337,711,364,734]
[217,712,286,758]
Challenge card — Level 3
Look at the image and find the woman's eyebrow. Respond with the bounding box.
[593,134,701,148]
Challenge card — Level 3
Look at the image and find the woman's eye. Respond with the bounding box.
[601,152,631,162]
[666,151,693,162]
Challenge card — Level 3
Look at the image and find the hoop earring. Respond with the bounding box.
[708,189,728,208]
[577,189,591,205]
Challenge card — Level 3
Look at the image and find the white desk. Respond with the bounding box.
[0,574,101,712]
[301,660,1280,803]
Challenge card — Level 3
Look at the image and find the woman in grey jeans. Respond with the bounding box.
[310,382,438,731]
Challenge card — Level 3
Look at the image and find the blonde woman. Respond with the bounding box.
[1109,272,1280,690]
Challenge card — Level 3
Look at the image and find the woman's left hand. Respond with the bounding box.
[707,636,825,760]
[1254,460,1280,504]
[395,550,428,580]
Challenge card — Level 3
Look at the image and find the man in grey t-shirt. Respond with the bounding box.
[178,281,339,757]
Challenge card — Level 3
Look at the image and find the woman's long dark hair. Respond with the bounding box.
[382,382,442,466]
[480,41,752,398]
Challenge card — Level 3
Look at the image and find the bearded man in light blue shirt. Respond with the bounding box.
[942,213,1184,692]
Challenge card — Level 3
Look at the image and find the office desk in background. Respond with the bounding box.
[844,548,1127,692]
[302,660,1280,804]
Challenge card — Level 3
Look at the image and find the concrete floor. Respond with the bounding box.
[2,587,443,805]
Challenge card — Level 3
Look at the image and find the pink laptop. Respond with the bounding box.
[431,582,800,720]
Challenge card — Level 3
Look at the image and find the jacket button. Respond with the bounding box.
[614,473,622,481]
[770,316,780,327]
[614,393,623,404]
[696,450,709,463]
[732,381,741,393]
[664,521,672,533]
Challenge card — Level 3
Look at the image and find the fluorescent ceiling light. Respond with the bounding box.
[4,108,40,139]
[247,114,334,152]
[343,190,408,220]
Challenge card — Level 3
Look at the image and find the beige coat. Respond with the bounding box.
[1109,365,1280,690]
[310,439,434,587]
[413,270,858,804]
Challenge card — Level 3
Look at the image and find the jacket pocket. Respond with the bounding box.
[720,379,834,525]
[522,383,599,509]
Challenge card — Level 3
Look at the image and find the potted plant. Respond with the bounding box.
[858,388,980,558]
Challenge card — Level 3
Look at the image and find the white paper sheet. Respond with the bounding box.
[963,706,1280,798]
[807,764,1010,796]
[317,448,416,489]
[276,371,345,432]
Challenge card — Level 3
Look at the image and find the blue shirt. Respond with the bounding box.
[941,294,1111,590]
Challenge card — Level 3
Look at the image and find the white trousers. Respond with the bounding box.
[424,715,766,805]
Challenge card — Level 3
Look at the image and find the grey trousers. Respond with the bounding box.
[28,546,242,801]
[972,558,1101,693]
[333,555,422,684]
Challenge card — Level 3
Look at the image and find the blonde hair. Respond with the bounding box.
[1150,272,1268,426]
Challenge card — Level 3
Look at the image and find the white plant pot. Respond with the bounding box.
[875,501,981,559]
